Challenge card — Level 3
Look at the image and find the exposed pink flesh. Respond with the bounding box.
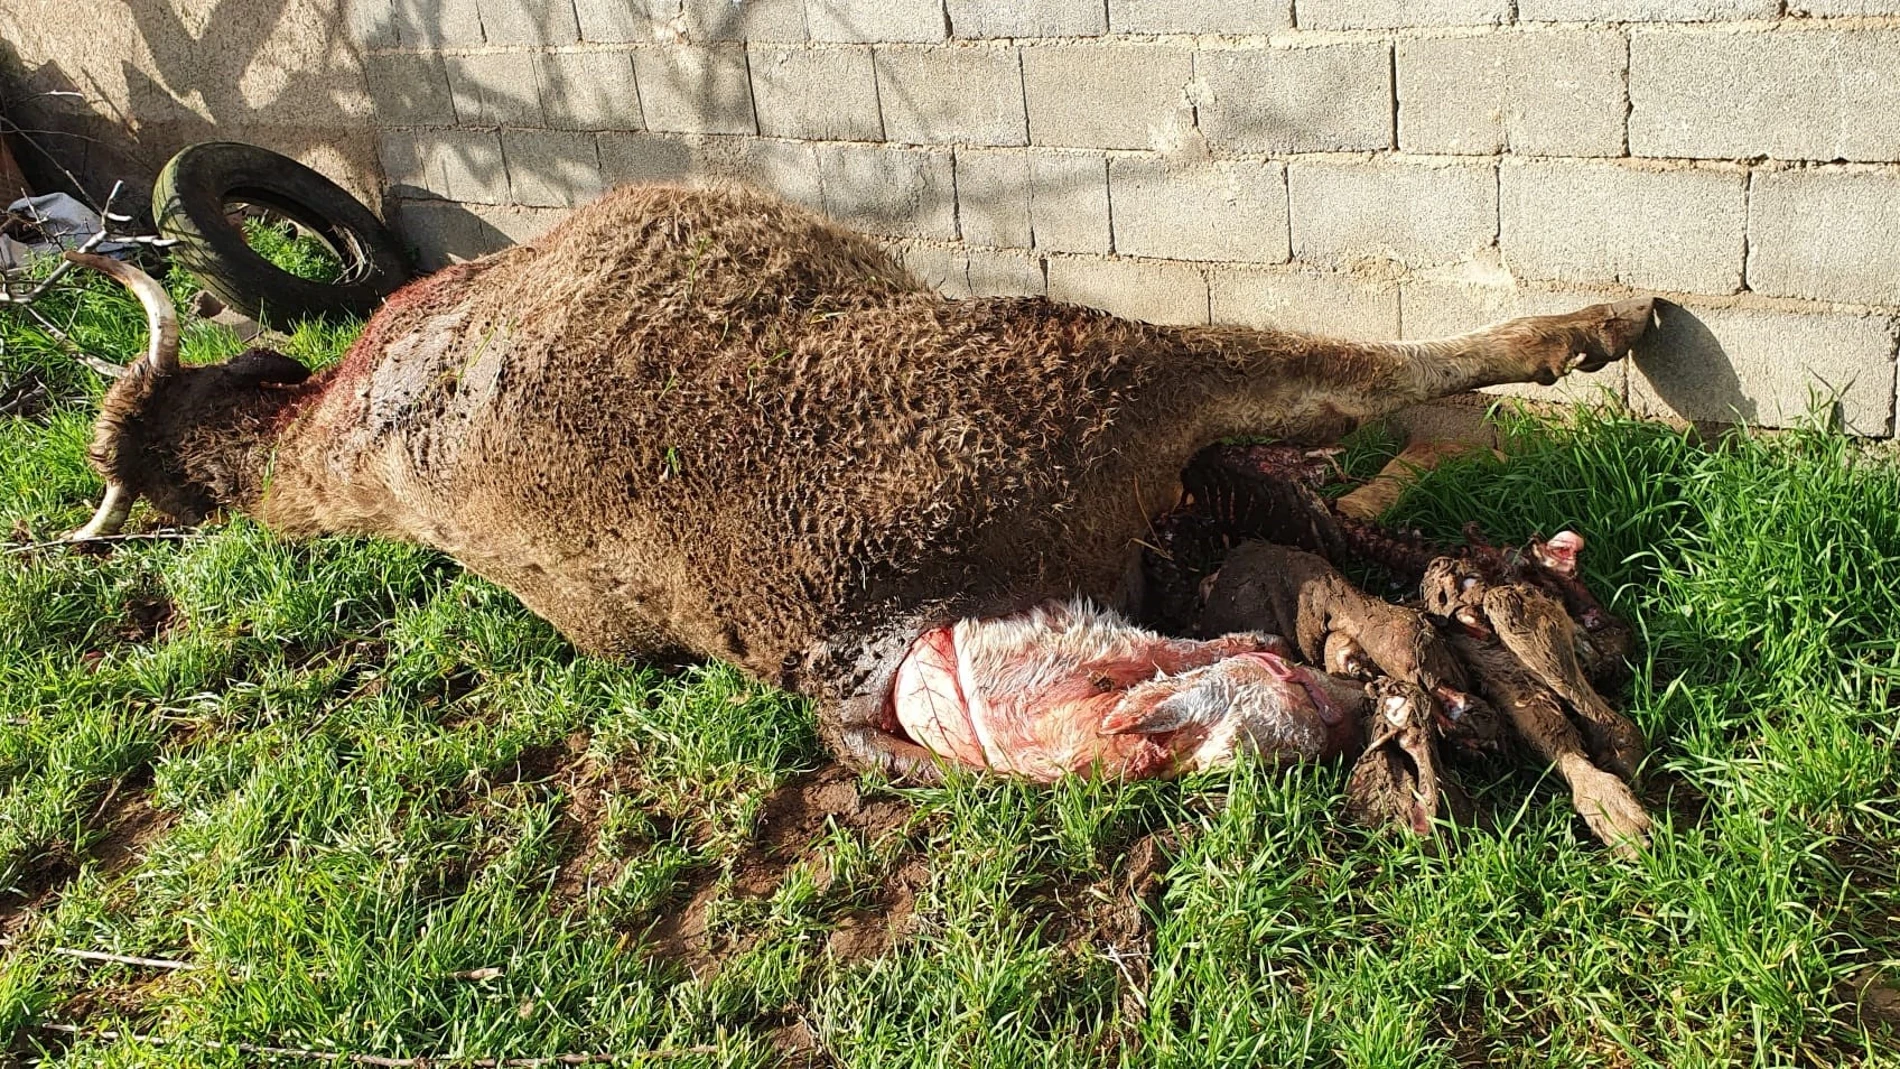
[1533,530,1585,578]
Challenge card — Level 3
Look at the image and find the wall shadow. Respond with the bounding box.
[0,0,386,221]
[1632,300,1762,427]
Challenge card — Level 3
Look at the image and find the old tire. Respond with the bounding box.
[153,142,409,324]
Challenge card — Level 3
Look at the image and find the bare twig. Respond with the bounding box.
[0,179,126,304]
[31,1022,717,1066]
[42,947,202,971]
[2,940,504,984]
[0,117,106,213]
[19,304,125,377]
[4,531,201,555]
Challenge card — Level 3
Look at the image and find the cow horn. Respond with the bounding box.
[69,480,134,541]
[63,251,180,374]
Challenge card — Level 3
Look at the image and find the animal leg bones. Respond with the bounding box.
[1199,541,1499,751]
[1426,559,1652,856]
[1344,677,1465,834]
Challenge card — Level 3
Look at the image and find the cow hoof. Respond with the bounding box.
[1577,297,1658,372]
[1569,764,1652,859]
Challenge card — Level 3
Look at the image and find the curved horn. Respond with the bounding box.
[68,481,134,541]
[63,251,179,374]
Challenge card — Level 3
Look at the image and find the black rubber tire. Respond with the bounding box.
[153,142,409,324]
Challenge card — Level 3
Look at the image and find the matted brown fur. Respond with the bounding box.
[81,183,1655,770]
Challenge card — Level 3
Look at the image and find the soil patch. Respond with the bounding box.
[93,793,173,878]
[545,739,648,905]
[1,773,171,936]
[825,856,928,963]
[644,764,917,977]
[765,1018,833,1067]
[1047,833,1170,1022]
[115,594,176,645]
[1839,968,1900,1030]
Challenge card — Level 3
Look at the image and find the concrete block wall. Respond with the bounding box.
[10,0,1900,434]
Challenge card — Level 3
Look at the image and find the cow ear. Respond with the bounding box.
[224,347,311,387]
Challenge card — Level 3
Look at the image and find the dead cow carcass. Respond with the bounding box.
[67,184,1656,785]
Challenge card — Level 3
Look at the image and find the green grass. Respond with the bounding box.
[1,271,1897,1067]
[240,216,345,285]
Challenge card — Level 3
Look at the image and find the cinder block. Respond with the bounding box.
[396,199,566,269]
[1048,257,1209,325]
[1210,267,1400,340]
[808,0,945,42]
[876,47,1028,146]
[1109,0,1292,34]
[597,133,825,210]
[1022,45,1193,151]
[1028,152,1109,254]
[365,53,457,126]
[948,0,1105,38]
[446,52,545,127]
[1499,160,1745,294]
[1289,159,1495,269]
[632,45,756,134]
[345,0,399,49]
[1521,0,1775,18]
[597,131,699,184]
[476,0,581,45]
[1630,30,1900,162]
[1296,0,1509,29]
[683,0,807,40]
[727,138,826,213]
[1747,169,1900,307]
[412,130,512,204]
[379,131,427,195]
[392,0,484,47]
[955,149,1032,248]
[576,0,655,42]
[1789,0,1900,12]
[1109,157,1289,263]
[1398,280,1616,340]
[750,47,882,141]
[503,129,603,207]
[1397,32,1625,157]
[536,51,642,130]
[817,145,957,239]
[967,248,1046,296]
[1399,281,1630,406]
[1195,45,1392,154]
[889,242,971,297]
[1630,303,1898,435]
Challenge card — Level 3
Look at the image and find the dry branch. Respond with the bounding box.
[43,947,200,971]
[4,531,203,554]
[31,1022,717,1066]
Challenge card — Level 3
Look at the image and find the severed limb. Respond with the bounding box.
[1421,554,1646,780]
[1345,677,1471,834]
[1446,632,1651,857]
[1480,583,1646,780]
[1425,556,1651,856]
[1200,540,1500,753]
[1334,439,1497,522]
[1202,541,1468,692]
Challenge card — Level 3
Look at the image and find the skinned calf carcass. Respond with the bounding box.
[889,599,1363,781]
[62,183,1658,794]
